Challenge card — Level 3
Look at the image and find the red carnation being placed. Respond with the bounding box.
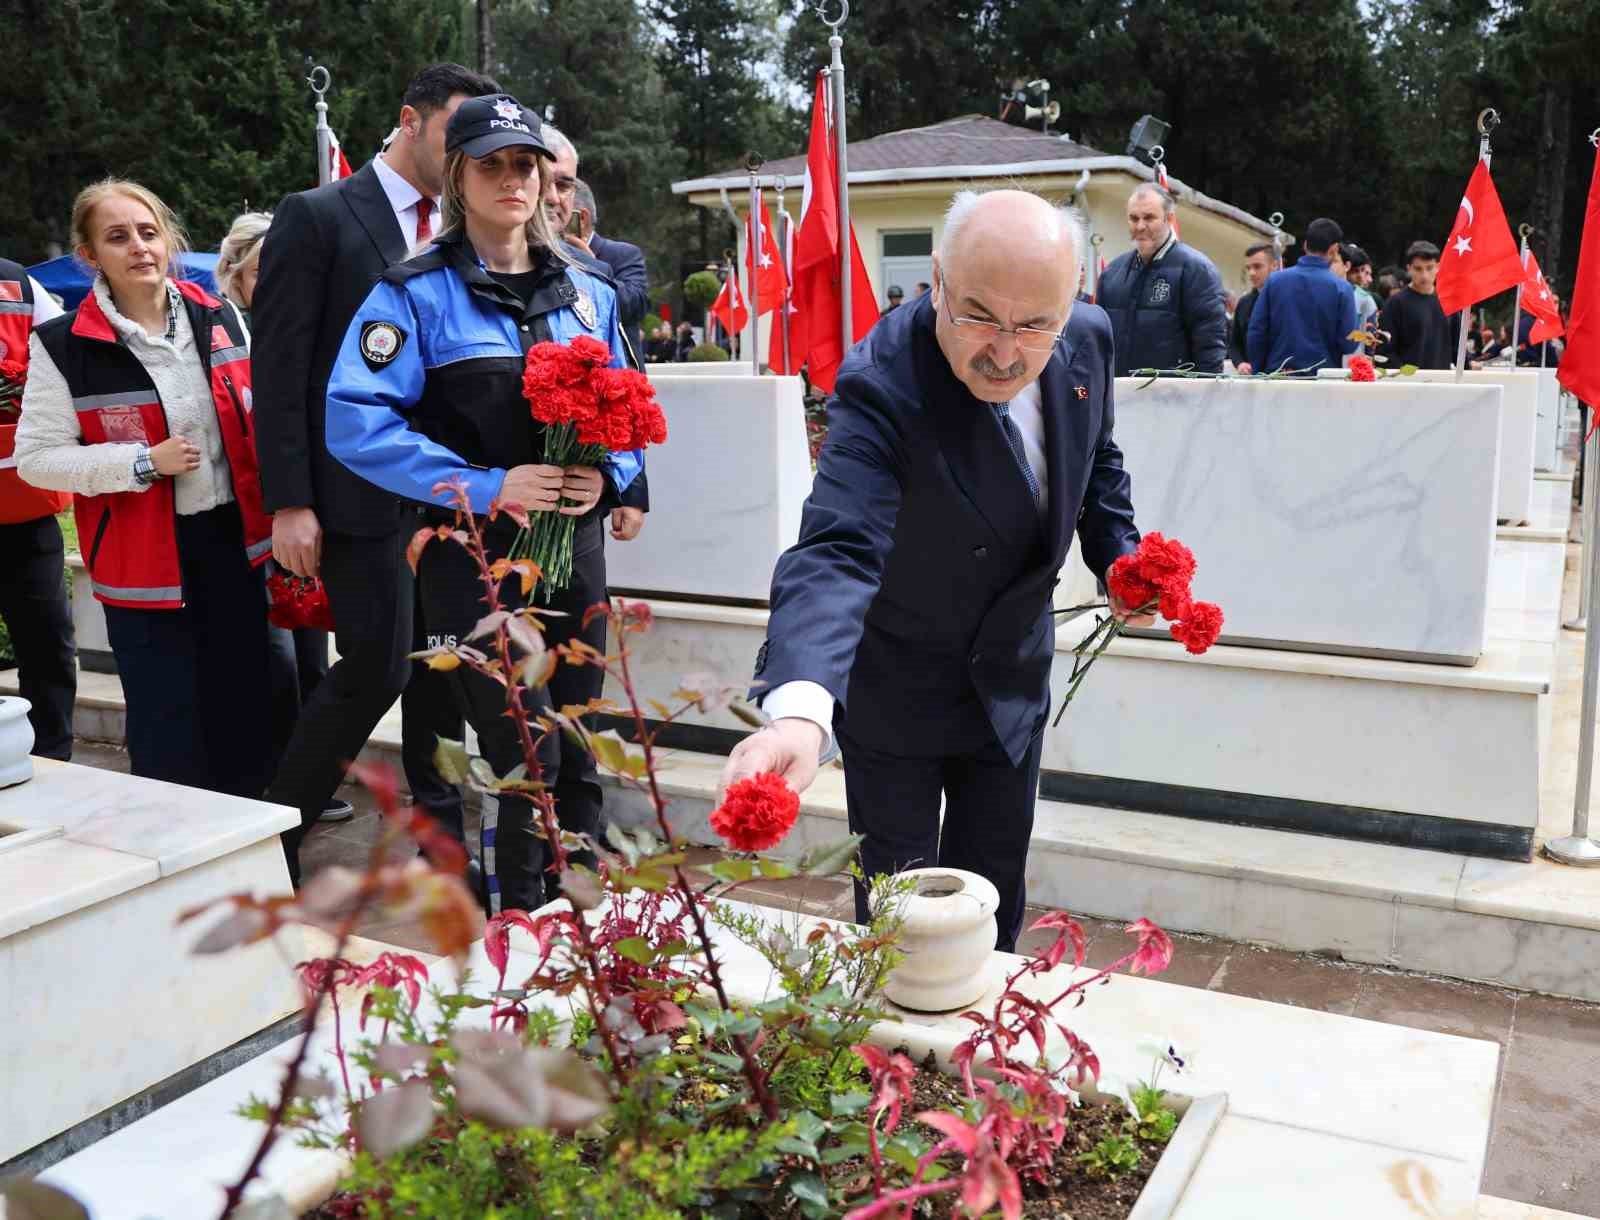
[1349,355,1377,382]
[1170,601,1224,654]
[1107,532,1196,620]
[709,772,800,853]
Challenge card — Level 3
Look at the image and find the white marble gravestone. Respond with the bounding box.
[1535,367,1560,471]
[0,761,301,1161]
[606,373,812,604]
[1066,376,1502,664]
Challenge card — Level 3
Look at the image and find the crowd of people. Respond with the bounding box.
[1098,182,1567,379]
[0,73,1576,930]
[2,63,650,912]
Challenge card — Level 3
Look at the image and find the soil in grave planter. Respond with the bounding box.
[306,1054,1169,1220]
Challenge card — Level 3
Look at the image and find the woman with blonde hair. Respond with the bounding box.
[323,95,644,911]
[215,210,272,322]
[16,179,274,796]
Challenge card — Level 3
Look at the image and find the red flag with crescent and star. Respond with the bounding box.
[1519,249,1565,345]
[1436,159,1523,316]
[745,201,789,318]
[709,272,748,337]
[1562,138,1600,417]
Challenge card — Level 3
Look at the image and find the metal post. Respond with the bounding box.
[1511,224,1531,369]
[774,174,792,374]
[1569,413,1595,630]
[308,65,333,187]
[1549,424,1600,865]
[1456,109,1499,381]
[1268,212,1286,270]
[1089,233,1104,302]
[823,2,852,357]
[747,156,762,375]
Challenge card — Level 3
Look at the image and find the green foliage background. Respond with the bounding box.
[2,0,1597,301]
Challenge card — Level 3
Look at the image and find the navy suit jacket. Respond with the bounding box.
[588,234,648,360]
[753,294,1140,766]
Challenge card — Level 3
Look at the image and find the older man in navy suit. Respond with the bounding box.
[720,189,1146,951]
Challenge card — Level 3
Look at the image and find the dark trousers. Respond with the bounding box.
[838,721,1044,952]
[269,528,413,884]
[401,545,467,841]
[416,515,605,912]
[0,514,76,760]
[266,625,330,776]
[102,503,272,797]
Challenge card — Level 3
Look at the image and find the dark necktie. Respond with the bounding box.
[993,401,1041,505]
[415,197,434,244]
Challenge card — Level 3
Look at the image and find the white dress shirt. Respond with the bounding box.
[371,154,441,253]
[762,379,1051,755]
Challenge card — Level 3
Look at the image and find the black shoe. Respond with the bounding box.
[320,798,356,823]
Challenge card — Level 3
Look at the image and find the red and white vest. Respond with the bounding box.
[0,259,72,524]
[32,280,272,609]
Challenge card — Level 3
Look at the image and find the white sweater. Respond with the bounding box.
[17,277,235,515]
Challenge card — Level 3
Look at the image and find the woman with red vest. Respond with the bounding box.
[16,180,276,798]
[0,256,77,761]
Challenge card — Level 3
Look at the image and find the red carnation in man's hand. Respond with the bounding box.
[709,772,801,852]
[1169,601,1224,654]
[1349,355,1377,382]
[1107,554,1158,613]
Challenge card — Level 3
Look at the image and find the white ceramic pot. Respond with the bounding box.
[883,867,1000,1012]
[0,697,34,788]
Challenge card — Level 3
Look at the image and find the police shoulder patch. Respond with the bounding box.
[360,320,407,371]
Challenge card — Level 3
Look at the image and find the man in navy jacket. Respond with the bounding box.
[719,190,1144,950]
[1097,184,1227,376]
[1246,217,1359,375]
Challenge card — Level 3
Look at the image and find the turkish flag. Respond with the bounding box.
[709,273,747,337]
[1518,250,1565,345]
[1436,159,1523,316]
[1561,140,1600,411]
[746,201,789,317]
[324,128,353,184]
[782,71,879,393]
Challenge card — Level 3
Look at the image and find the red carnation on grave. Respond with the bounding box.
[1349,355,1377,382]
[1169,600,1224,654]
[709,772,800,853]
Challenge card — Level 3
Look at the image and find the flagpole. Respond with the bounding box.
[1548,127,1600,866]
[308,64,333,187]
[1511,222,1532,368]
[1268,212,1286,270]
[747,154,762,376]
[1089,232,1103,301]
[1456,108,1499,382]
[823,1,852,360]
[774,173,792,374]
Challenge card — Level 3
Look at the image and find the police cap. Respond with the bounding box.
[445,94,552,160]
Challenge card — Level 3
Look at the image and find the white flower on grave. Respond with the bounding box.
[1137,1038,1190,1074]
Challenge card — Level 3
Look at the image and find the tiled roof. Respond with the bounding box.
[712,114,1104,182]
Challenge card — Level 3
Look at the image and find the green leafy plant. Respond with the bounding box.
[176,483,1177,1220]
[687,342,731,362]
[682,270,721,308]
[1078,1132,1141,1178]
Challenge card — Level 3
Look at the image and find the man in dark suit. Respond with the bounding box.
[253,63,499,883]
[720,189,1145,951]
[570,179,648,366]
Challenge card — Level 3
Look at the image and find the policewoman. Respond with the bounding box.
[16,179,275,797]
[324,94,642,913]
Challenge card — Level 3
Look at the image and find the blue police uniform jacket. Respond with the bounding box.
[752,294,1140,766]
[324,229,641,514]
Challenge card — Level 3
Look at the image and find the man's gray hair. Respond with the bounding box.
[573,179,598,225]
[1129,182,1176,216]
[939,189,1087,290]
[542,123,577,166]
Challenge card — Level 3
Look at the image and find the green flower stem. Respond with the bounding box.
[1051,597,1157,727]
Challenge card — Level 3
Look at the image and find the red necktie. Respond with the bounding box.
[415,197,434,244]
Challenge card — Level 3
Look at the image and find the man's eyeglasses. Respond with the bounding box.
[937,274,1064,352]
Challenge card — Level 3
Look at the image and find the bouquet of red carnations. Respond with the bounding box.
[266,566,336,631]
[513,336,666,593]
[0,355,27,423]
[1052,533,1224,724]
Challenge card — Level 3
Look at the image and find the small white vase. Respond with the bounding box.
[883,867,999,1012]
[0,697,35,789]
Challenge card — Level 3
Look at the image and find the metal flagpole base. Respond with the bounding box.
[1545,836,1600,866]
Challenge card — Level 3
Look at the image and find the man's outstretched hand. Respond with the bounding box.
[717,718,825,805]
